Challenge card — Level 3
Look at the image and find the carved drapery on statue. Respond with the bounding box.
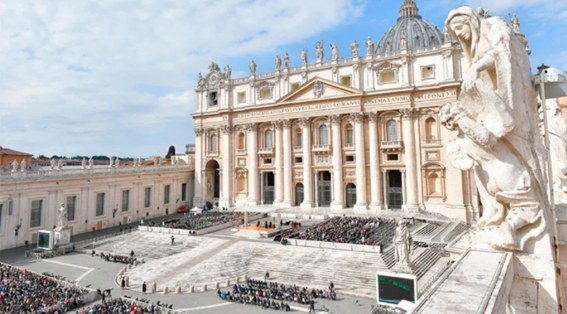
[442,6,548,251]
[393,221,413,267]
[540,98,567,202]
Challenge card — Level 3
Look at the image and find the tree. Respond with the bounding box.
[37,155,47,159]
[166,146,176,159]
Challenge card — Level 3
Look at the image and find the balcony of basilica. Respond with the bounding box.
[312,144,332,155]
[380,140,404,152]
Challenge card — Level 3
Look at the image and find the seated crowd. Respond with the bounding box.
[163,212,251,231]
[0,263,89,314]
[78,298,173,314]
[218,279,335,311]
[288,216,395,245]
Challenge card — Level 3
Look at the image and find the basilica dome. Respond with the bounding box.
[375,0,443,54]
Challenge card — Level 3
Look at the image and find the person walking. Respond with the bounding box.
[142,282,147,295]
[309,299,315,313]
[121,277,125,290]
[171,235,175,245]
[265,271,270,281]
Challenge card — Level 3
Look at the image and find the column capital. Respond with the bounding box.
[244,123,257,132]
[442,50,453,60]
[328,115,342,125]
[366,112,379,122]
[195,128,204,137]
[382,169,387,174]
[400,108,419,119]
[282,119,292,128]
[350,112,365,123]
[220,125,234,134]
[272,120,284,130]
[297,118,311,128]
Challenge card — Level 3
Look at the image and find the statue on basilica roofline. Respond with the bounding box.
[197,73,205,88]
[224,65,231,80]
[365,36,375,56]
[330,43,339,61]
[88,157,94,169]
[315,41,325,63]
[249,60,257,76]
[300,48,308,66]
[350,40,359,57]
[441,6,548,251]
[20,159,27,172]
[275,55,282,71]
[284,52,290,68]
[510,14,521,34]
[11,160,18,173]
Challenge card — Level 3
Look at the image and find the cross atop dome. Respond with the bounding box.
[399,0,421,20]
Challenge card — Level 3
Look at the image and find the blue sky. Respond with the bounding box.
[0,0,565,158]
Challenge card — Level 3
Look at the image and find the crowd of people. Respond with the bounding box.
[77,298,174,314]
[287,216,395,245]
[99,252,137,265]
[0,263,89,314]
[163,212,251,231]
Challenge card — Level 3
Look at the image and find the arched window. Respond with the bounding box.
[210,134,218,152]
[345,123,354,144]
[425,118,437,140]
[238,132,245,150]
[386,119,399,142]
[319,125,329,145]
[296,128,302,147]
[238,175,246,192]
[265,130,273,148]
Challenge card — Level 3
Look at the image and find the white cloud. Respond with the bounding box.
[0,0,366,157]
[463,0,567,15]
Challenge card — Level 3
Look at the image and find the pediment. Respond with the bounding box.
[277,77,362,104]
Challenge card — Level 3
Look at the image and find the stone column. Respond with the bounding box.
[246,124,259,205]
[382,169,389,209]
[273,121,284,205]
[329,115,344,210]
[299,118,315,208]
[368,112,382,210]
[352,113,368,210]
[401,109,419,211]
[282,120,293,207]
[442,50,454,81]
[220,125,233,208]
[193,128,204,207]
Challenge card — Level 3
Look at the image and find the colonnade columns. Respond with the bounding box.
[368,112,382,210]
[352,113,368,210]
[299,118,315,208]
[282,120,293,207]
[273,121,284,205]
[246,123,259,205]
[329,115,345,210]
[382,169,389,209]
[401,108,419,211]
[220,126,233,208]
[193,128,204,207]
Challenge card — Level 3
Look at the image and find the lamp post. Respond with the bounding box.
[536,64,567,311]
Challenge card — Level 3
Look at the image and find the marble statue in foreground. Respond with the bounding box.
[442,6,548,252]
[540,98,567,203]
[393,221,413,269]
[57,203,68,229]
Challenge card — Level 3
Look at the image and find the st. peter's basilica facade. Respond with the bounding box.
[192,0,486,222]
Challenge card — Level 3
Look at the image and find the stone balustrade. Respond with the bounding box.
[258,147,274,155]
[380,140,404,148]
[0,165,192,182]
[312,144,332,153]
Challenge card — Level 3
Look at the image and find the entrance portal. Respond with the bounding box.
[346,183,357,208]
[317,171,332,207]
[295,183,304,206]
[388,170,403,209]
[205,160,220,206]
[263,172,275,205]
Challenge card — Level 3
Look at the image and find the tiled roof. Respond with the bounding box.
[0,146,33,156]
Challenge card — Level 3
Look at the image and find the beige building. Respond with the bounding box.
[191,1,481,222]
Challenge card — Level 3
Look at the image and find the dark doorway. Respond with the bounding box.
[205,160,220,205]
[317,171,332,207]
[295,183,304,206]
[388,170,403,209]
[346,183,357,208]
[263,172,275,205]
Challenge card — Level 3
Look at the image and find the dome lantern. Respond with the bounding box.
[399,0,421,20]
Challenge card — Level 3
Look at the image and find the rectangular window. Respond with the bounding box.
[144,187,151,208]
[291,83,301,92]
[340,76,352,87]
[209,92,218,107]
[297,133,302,147]
[237,92,246,104]
[387,154,399,161]
[164,185,170,204]
[30,200,43,228]
[122,190,130,212]
[259,89,271,99]
[346,155,355,163]
[347,129,354,144]
[295,157,303,164]
[96,193,105,217]
[380,71,396,84]
[181,183,187,201]
[422,65,435,80]
[66,196,76,221]
[264,158,273,164]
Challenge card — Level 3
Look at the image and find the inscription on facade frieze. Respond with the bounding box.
[364,95,410,106]
[233,100,360,120]
[415,90,457,102]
